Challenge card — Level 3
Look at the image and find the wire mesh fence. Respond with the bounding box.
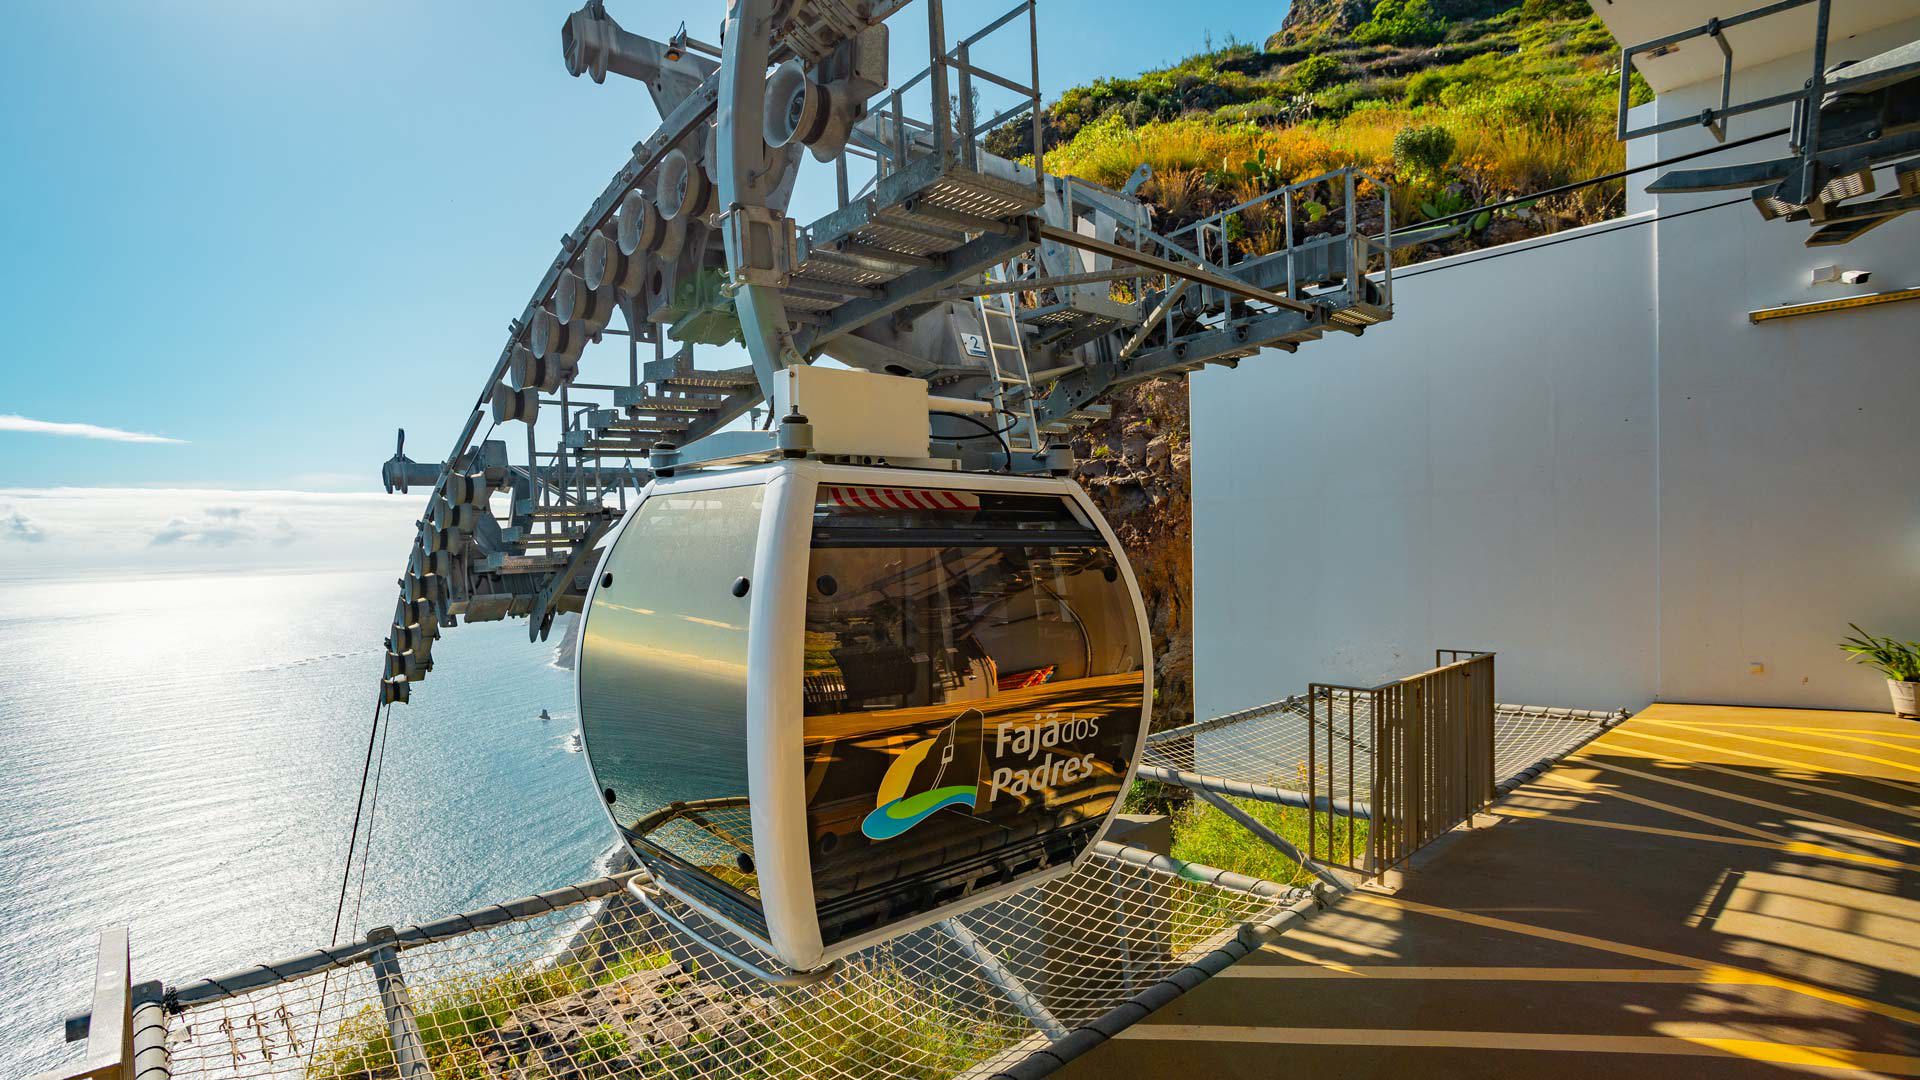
[1139,697,1624,808]
[156,843,1304,1080]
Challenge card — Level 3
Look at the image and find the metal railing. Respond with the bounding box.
[847,0,1044,202]
[1164,166,1395,317]
[1309,650,1496,873]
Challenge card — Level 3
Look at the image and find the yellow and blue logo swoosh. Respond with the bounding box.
[861,714,979,840]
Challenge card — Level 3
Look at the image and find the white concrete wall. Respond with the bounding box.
[1193,15,1920,716]
[1646,16,1920,708]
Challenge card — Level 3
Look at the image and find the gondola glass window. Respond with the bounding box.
[801,486,1146,946]
[580,483,766,934]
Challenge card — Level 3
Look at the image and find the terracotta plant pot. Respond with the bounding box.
[1892,679,1920,719]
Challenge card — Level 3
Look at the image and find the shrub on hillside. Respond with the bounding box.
[1290,54,1345,94]
[1314,77,1401,115]
[1353,0,1448,46]
[1521,0,1593,16]
[1393,124,1456,174]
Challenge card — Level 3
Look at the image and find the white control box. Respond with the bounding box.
[773,365,931,459]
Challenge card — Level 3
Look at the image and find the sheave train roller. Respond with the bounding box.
[374,0,1393,977]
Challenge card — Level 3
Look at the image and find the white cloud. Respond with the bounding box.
[0,487,425,576]
[0,414,186,444]
[1,506,47,543]
[150,515,255,547]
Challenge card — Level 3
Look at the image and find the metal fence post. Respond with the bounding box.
[365,927,434,1080]
[130,983,170,1080]
[938,920,1069,1042]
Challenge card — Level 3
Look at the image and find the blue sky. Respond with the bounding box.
[0,0,1285,570]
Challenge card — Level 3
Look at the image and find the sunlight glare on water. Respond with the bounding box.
[0,568,614,1076]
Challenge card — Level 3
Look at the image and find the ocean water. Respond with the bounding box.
[0,568,617,1076]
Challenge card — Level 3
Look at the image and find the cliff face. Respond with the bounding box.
[1274,0,1376,44]
[1070,378,1194,730]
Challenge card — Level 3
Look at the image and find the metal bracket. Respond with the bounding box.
[721,205,799,288]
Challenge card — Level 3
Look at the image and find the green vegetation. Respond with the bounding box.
[1004,0,1652,259]
[595,945,680,986]
[1352,0,1448,46]
[306,930,1015,1080]
[579,1025,631,1066]
[1392,124,1455,177]
[721,961,1019,1080]
[309,962,601,1080]
[1289,54,1345,94]
[1838,624,1920,682]
[1166,793,1368,886]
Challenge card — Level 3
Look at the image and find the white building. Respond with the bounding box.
[1192,0,1920,715]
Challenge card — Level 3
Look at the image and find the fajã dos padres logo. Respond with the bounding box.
[860,709,1105,841]
[861,709,984,840]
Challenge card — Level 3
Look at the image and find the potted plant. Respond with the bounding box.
[1838,624,1920,719]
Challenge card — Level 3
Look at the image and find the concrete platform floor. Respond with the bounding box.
[1059,704,1920,1078]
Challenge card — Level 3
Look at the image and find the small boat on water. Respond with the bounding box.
[539,708,552,721]
[564,732,583,753]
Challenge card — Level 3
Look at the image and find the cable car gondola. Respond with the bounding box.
[577,460,1151,976]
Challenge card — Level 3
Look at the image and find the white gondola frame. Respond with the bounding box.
[576,459,1153,974]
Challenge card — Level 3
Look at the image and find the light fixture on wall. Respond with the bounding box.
[1748,286,1920,324]
[1810,265,1873,286]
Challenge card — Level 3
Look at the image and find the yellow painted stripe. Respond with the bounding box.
[1645,716,1920,761]
[1112,1025,1920,1076]
[1599,729,1920,804]
[1635,719,1920,780]
[1491,806,1913,871]
[1587,737,1920,820]
[1664,722,1920,742]
[1345,892,1920,1028]
[1570,757,1920,850]
[1256,944,1364,973]
[1532,773,1920,871]
[1222,966,1709,983]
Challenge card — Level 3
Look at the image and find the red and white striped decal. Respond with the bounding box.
[822,486,981,512]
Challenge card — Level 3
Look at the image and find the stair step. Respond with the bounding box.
[657,371,758,392]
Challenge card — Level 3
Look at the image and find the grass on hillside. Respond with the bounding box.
[1023,0,1650,255]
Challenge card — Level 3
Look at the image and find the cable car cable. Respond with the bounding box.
[1390,193,1753,282]
[346,705,396,941]
[326,698,388,948]
[1372,125,1789,242]
[306,695,389,1073]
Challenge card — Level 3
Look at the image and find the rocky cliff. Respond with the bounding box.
[1070,379,1194,730]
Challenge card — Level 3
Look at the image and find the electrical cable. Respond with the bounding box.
[930,409,1015,470]
[931,410,1022,438]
